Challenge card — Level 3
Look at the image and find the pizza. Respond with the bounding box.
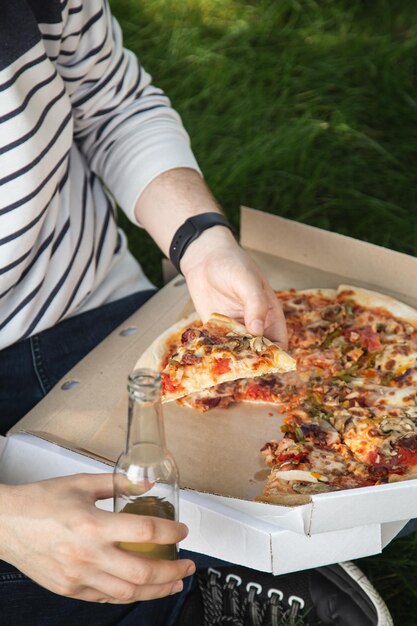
[135,312,296,401]
[176,285,417,503]
[177,371,303,412]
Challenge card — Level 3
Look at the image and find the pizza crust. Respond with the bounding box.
[337,285,417,327]
[255,493,311,506]
[205,312,248,335]
[135,311,200,371]
[389,470,417,483]
[299,288,338,298]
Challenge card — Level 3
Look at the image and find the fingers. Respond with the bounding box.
[78,573,185,604]
[69,473,115,501]
[239,274,288,347]
[97,510,189,546]
[103,545,195,587]
[182,244,289,346]
[109,580,184,603]
[239,275,270,336]
[263,287,288,348]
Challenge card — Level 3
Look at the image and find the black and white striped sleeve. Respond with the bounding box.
[57,0,201,222]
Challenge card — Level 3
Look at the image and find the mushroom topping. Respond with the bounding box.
[250,336,271,352]
[222,335,251,352]
[320,304,343,322]
[223,338,243,352]
[331,410,353,433]
[379,417,416,435]
[405,407,417,421]
[383,320,404,335]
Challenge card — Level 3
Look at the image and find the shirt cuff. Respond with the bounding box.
[104,134,202,225]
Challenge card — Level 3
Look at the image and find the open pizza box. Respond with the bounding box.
[3,206,417,573]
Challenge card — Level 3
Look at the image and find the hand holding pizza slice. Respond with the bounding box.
[135,312,296,402]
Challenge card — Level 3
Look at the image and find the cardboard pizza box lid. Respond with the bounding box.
[240,206,417,307]
[8,207,417,539]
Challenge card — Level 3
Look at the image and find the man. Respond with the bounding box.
[0,1,393,624]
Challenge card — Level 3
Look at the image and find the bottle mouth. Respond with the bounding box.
[128,368,161,400]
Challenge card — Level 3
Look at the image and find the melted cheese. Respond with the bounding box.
[375,345,417,373]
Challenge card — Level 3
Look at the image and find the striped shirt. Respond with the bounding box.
[0,0,200,351]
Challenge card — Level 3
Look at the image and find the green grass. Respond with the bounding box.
[110,1,417,622]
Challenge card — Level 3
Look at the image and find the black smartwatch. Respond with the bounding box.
[169,212,238,274]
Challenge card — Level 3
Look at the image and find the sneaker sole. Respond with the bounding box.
[338,562,393,626]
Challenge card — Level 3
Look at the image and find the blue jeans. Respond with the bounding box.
[0,552,224,626]
[0,291,229,626]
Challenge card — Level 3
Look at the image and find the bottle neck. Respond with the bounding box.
[126,395,167,451]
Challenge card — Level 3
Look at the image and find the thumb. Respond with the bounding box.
[263,292,288,348]
[239,279,269,337]
[246,317,265,336]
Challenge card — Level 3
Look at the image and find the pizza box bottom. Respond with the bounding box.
[0,433,407,574]
[161,401,417,537]
[8,276,417,537]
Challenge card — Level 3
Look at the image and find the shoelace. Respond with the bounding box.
[197,568,308,626]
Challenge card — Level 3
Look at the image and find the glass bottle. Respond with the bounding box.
[113,368,179,560]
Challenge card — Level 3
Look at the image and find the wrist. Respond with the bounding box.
[169,212,238,275]
[180,225,238,275]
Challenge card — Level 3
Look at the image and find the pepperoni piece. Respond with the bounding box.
[397,447,417,467]
[277,452,306,464]
[202,397,221,409]
[358,326,382,352]
[399,434,417,451]
[181,328,200,344]
[180,350,202,366]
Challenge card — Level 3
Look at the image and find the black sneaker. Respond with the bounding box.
[175,561,393,626]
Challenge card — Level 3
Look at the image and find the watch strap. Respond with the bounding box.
[169,212,237,275]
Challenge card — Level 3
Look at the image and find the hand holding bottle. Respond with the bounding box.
[0,474,195,603]
[114,369,180,560]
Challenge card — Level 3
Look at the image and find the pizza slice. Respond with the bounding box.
[177,380,242,412]
[178,370,306,413]
[328,405,417,482]
[257,420,375,505]
[135,312,296,401]
[286,387,417,482]
[238,383,373,503]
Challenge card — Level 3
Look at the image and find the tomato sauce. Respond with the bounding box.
[161,372,179,394]
[212,357,231,376]
[397,447,417,468]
